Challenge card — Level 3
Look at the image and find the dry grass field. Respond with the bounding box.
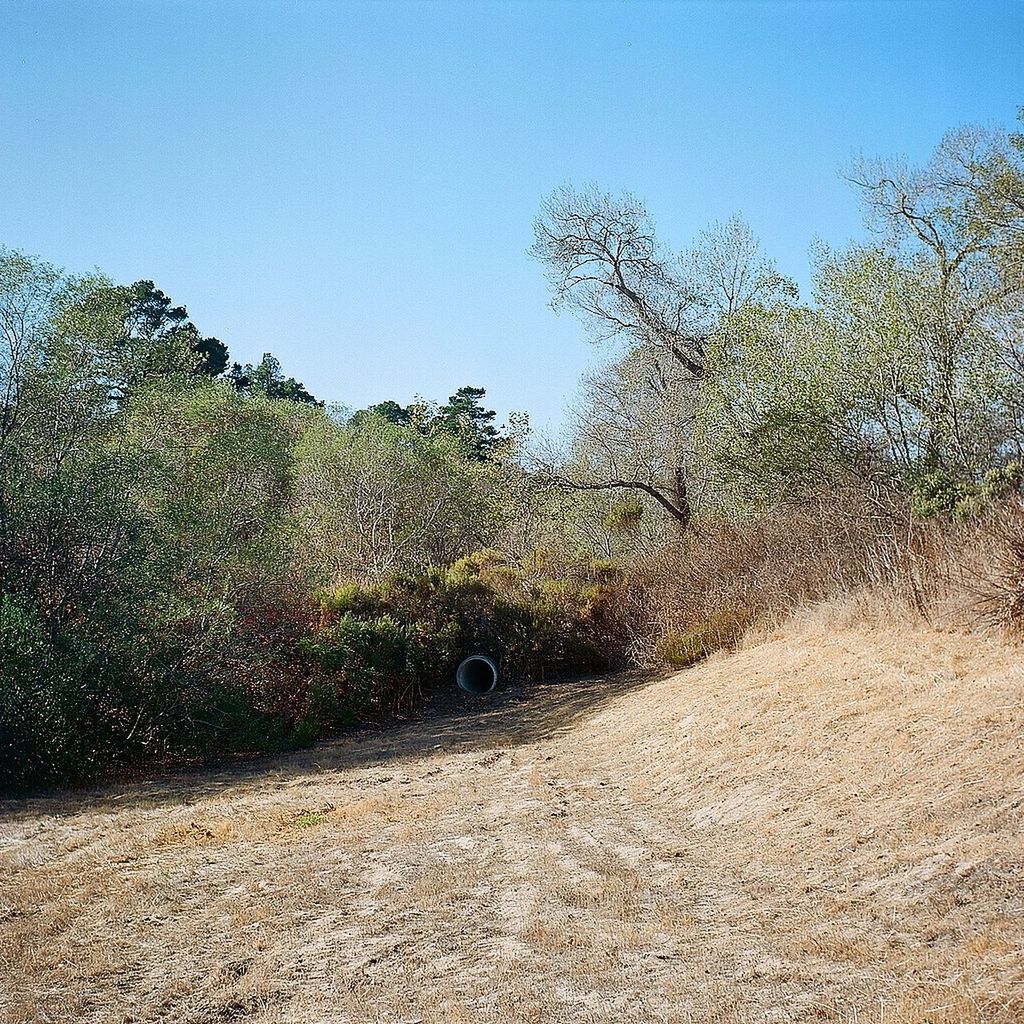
[2,602,1022,1024]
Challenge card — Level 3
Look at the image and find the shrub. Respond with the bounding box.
[909,463,1024,522]
[302,613,413,719]
[974,500,1024,631]
[653,608,748,669]
[313,582,385,618]
[0,597,86,792]
[910,470,981,521]
[603,498,645,534]
[982,462,1024,502]
[654,629,706,669]
[302,549,633,714]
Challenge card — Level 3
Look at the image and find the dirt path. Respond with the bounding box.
[2,609,1023,1023]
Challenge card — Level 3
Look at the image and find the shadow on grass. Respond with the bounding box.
[0,668,665,820]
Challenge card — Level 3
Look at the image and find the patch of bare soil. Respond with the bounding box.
[2,607,1022,1023]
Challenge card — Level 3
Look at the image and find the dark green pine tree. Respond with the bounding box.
[228,353,321,406]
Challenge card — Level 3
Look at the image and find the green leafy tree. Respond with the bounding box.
[354,399,411,427]
[846,122,1024,478]
[1,248,61,442]
[694,299,843,508]
[293,412,506,580]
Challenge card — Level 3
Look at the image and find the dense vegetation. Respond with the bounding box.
[2,113,1023,794]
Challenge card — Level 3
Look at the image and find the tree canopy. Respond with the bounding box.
[228,353,321,406]
[352,385,510,461]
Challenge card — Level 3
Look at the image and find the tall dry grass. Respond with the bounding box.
[974,500,1024,631]
[621,487,1024,666]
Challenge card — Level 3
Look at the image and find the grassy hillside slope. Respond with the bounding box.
[2,606,1022,1023]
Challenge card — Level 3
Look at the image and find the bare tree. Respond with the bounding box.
[685,216,798,321]
[532,185,705,376]
[531,187,793,530]
[560,344,706,532]
[531,187,705,529]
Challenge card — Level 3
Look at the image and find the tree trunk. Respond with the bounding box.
[671,466,692,533]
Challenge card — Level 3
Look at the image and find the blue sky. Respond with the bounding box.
[1,1,1021,431]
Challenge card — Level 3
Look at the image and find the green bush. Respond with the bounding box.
[910,470,981,521]
[654,609,747,669]
[297,613,405,729]
[312,582,385,618]
[301,549,631,718]
[654,629,707,669]
[603,498,644,534]
[982,462,1024,501]
[0,597,86,791]
[910,463,1024,522]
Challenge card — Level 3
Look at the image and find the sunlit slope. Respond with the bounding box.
[2,611,1022,1023]
[571,611,1024,1021]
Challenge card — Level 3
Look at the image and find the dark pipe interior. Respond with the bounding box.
[457,656,497,695]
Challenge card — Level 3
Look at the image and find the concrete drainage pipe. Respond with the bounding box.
[456,654,499,695]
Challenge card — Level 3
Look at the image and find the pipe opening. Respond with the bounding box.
[456,655,498,695]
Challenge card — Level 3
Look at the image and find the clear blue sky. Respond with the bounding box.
[1,1,1021,431]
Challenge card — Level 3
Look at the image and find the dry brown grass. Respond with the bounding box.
[973,501,1024,632]
[1,605,1022,1023]
[626,494,1024,666]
